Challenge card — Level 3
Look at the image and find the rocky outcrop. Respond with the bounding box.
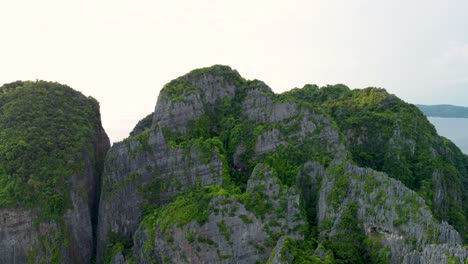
[0,139,110,264]
[96,66,248,262]
[314,161,465,263]
[0,81,110,263]
[152,65,242,134]
[0,209,37,263]
[96,65,351,263]
[294,86,468,240]
[96,65,467,263]
[403,244,468,264]
[130,164,306,263]
[96,125,224,262]
[242,84,347,161]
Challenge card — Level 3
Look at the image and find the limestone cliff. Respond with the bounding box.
[2,66,467,264]
[285,86,468,240]
[0,81,110,263]
[96,66,467,263]
[311,161,465,263]
[130,164,306,263]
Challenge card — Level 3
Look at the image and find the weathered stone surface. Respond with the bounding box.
[0,113,110,264]
[0,209,37,263]
[153,66,241,135]
[95,65,467,263]
[96,125,224,262]
[153,91,205,134]
[242,87,347,162]
[97,67,249,263]
[131,164,307,264]
[403,244,468,264]
[316,161,466,263]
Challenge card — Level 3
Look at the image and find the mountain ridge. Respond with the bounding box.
[0,66,467,263]
[417,104,468,118]
[97,65,467,263]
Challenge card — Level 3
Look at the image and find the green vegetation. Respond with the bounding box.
[239,214,253,224]
[322,202,367,263]
[161,79,199,102]
[98,66,468,262]
[143,185,233,232]
[185,65,245,87]
[103,232,133,264]
[160,65,245,104]
[142,182,280,233]
[285,85,467,241]
[417,104,468,118]
[129,113,153,137]
[280,238,335,264]
[0,81,102,221]
[217,220,232,241]
[160,71,337,193]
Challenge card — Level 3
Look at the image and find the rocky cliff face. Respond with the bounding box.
[311,161,464,263]
[0,81,110,263]
[96,124,225,262]
[285,86,468,241]
[96,66,467,263]
[96,65,351,263]
[129,164,306,263]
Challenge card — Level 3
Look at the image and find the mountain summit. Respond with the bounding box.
[97,65,467,263]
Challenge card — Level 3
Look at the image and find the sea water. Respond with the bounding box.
[428,117,468,154]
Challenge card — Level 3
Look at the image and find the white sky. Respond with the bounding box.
[1,0,467,142]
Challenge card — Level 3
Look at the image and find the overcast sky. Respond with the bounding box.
[1,0,467,142]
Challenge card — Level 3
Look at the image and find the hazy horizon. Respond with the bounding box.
[1,0,467,142]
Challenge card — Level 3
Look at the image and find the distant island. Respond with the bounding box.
[417,104,468,118]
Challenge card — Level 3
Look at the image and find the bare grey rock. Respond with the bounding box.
[242,87,347,163]
[153,91,205,134]
[0,123,110,264]
[153,66,241,135]
[403,244,468,264]
[131,164,307,264]
[0,209,37,264]
[317,161,466,263]
[96,125,224,262]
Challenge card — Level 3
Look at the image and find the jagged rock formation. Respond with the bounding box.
[129,164,306,263]
[96,66,467,264]
[311,161,463,263]
[286,85,468,241]
[403,244,468,264]
[0,81,110,263]
[96,65,351,263]
[96,123,225,262]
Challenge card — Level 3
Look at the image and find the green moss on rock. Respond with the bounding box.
[0,80,103,220]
